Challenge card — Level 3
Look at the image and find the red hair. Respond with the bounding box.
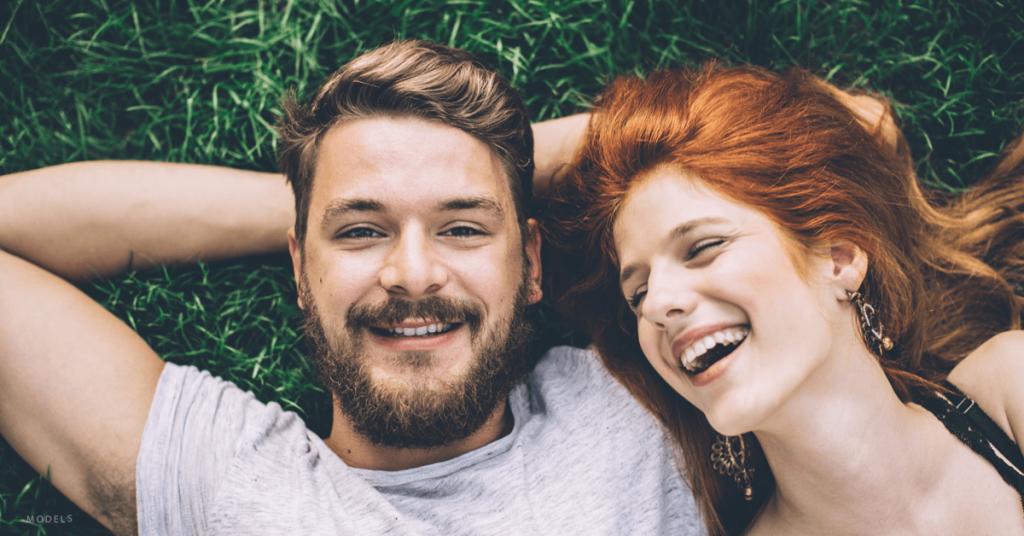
[542,64,1024,535]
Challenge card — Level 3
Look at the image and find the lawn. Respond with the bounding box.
[1,0,1022,533]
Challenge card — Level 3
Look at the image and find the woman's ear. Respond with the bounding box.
[827,240,868,299]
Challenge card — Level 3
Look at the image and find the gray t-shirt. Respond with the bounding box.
[137,345,704,534]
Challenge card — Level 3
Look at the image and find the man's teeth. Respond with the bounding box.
[680,327,749,372]
[387,323,452,337]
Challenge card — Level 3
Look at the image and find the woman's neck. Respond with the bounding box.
[749,335,955,534]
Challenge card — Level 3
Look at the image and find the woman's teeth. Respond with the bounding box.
[386,323,453,337]
[680,327,749,373]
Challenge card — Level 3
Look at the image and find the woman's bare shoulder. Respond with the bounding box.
[948,330,1024,444]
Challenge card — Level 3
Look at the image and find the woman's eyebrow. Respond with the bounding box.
[667,216,729,241]
[619,216,729,284]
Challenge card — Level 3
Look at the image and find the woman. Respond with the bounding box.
[543,64,1024,534]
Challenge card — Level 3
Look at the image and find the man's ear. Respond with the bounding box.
[287,228,306,310]
[827,240,868,299]
[524,219,543,304]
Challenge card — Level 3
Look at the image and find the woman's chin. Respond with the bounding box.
[699,395,766,437]
[704,414,753,438]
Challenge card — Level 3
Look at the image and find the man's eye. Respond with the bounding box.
[338,227,384,239]
[442,226,484,237]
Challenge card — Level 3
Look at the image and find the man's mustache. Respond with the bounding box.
[347,296,484,334]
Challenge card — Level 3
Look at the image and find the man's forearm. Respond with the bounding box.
[532,114,590,195]
[0,161,295,281]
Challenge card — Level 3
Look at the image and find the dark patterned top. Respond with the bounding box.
[917,381,1024,513]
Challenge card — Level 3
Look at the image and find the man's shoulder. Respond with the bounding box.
[525,345,651,421]
[140,362,346,534]
[151,361,309,446]
[512,347,701,534]
[530,345,607,389]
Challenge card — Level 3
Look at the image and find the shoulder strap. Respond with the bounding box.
[917,384,1024,503]
[942,381,1024,473]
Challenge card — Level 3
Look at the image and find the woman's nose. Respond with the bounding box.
[641,266,697,329]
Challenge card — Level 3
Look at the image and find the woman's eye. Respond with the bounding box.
[687,238,725,260]
[338,227,383,239]
[442,226,484,237]
[628,290,647,311]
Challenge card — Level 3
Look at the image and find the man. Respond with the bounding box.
[0,40,701,534]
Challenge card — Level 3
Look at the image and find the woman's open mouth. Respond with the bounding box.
[679,327,749,374]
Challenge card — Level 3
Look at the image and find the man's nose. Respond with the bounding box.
[378,230,448,298]
[641,266,697,329]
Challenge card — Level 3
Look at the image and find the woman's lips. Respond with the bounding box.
[679,326,749,373]
[688,339,745,387]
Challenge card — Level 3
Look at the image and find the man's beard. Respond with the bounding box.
[298,268,534,450]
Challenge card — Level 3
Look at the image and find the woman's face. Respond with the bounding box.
[613,166,850,435]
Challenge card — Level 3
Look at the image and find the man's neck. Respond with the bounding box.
[324,399,513,471]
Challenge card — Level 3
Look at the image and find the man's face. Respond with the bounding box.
[288,116,543,449]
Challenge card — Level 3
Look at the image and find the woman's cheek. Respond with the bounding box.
[637,323,661,364]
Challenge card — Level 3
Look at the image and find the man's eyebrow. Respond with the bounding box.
[619,216,729,285]
[320,198,385,230]
[436,196,505,218]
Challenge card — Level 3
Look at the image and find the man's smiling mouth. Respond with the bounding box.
[369,322,461,338]
[679,326,749,374]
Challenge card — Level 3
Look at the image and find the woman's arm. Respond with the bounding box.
[948,330,1024,455]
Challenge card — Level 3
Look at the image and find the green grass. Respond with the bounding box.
[1,0,1022,533]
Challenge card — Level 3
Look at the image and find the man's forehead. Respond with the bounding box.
[310,116,518,212]
[316,116,501,170]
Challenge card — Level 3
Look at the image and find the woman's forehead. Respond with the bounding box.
[613,168,715,239]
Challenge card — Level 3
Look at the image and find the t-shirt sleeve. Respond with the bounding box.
[135,362,284,535]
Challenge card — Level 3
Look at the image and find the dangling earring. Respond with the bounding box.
[711,434,754,500]
[847,290,893,355]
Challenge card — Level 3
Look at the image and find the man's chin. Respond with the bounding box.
[304,318,531,449]
[365,356,477,392]
[298,270,534,450]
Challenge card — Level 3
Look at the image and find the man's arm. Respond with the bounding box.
[0,113,587,534]
[0,251,163,535]
[0,161,296,534]
[0,114,585,281]
[0,161,295,281]
[528,89,900,197]
[532,114,590,195]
